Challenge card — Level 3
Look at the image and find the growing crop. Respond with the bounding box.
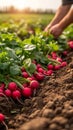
[0,30,69,101]
[0,16,73,130]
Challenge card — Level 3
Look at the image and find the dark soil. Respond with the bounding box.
[0,51,73,130]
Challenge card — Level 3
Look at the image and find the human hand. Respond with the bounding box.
[49,24,63,38]
[44,24,51,32]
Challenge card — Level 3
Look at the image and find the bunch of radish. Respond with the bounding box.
[47,52,67,71]
[0,50,67,102]
[0,79,40,100]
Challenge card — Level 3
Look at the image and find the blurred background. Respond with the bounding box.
[0,0,61,12]
[0,0,62,39]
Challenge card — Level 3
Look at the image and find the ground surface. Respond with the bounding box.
[0,51,73,130]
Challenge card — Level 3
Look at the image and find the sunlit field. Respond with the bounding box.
[0,11,73,130]
[0,13,54,24]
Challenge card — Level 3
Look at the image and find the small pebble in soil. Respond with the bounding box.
[51,116,68,126]
[49,123,61,130]
[55,107,62,115]
[18,117,49,130]
[42,109,55,118]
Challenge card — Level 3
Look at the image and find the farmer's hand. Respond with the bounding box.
[44,24,51,32]
[49,24,63,38]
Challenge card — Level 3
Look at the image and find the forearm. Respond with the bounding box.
[59,9,73,30]
[49,5,71,27]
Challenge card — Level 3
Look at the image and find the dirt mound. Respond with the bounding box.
[0,51,73,130]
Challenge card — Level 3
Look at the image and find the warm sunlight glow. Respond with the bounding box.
[0,0,61,10]
[3,0,40,10]
[13,0,32,10]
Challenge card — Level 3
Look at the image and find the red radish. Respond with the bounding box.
[0,113,8,130]
[34,73,45,81]
[0,83,5,90]
[62,51,68,56]
[61,61,67,67]
[36,64,41,69]
[51,52,57,59]
[30,80,39,89]
[21,67,26,72]
[12,90,21,99]
[54,65,61,70]
[46,70,53,76]
[27,77,33,81]
[4,89,12,97]
[56,57,62,62]
[22,72,29,78]
[52,56,57,60]
[22,87,32,97]
[30,75,36,80]
[51,52,57,56]
[47,64,53,70]
[27,75,36,81]
[37,67,44,73]
[43,70,47,75]
[8,82,17,91]
[68,41,73,49]
[0,113,5,122]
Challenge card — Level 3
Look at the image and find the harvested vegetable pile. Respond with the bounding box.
[0,21,73,130]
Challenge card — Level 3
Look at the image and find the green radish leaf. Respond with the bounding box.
[0,62,9,70]
[23,58,31,68]
[10,65,21,76]
[0,74,7,83]
[15,76,29,83]
[24,44,36,51]
[0,43,6,47]
[27,63,36,74]
[9,40,18,46]
[49,42,59,52]
[15,47,22,55]
[40,56,48,64]
[5,47,18,59]
[0,51,7,61]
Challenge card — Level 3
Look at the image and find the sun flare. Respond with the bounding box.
[12,0,31,10]
[0,0,61,10]
[3,0,39,10]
